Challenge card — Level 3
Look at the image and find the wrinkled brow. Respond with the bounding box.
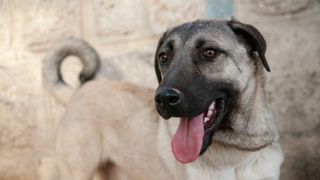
[158,36,180,51]
[188,33,235,51]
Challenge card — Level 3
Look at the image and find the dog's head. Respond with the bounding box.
[154,18,271,163]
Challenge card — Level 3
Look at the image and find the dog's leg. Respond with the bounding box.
[94,162,131,180]
[56,119,103,180]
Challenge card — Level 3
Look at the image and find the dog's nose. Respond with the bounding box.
[155,88,181,108]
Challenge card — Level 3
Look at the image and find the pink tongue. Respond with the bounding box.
[171,113,204,163]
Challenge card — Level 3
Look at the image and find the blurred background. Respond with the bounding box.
[0,0,319,179]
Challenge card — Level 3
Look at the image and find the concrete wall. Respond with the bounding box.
[0,0,319,179]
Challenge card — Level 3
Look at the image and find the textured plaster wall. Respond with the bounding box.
[0,0,319,179]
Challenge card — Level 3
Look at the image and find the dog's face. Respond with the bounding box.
[154,19,270,163]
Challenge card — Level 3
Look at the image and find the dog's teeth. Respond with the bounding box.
[204,117,210,123]
[209,102,215,110]
[207,110,213,117]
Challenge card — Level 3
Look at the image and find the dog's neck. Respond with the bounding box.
[213,62,279,151]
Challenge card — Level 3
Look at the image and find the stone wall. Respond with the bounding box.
[0,0,319,179]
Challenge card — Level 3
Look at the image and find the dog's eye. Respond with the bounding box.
[203,49,216,59]
[158,53,169,65]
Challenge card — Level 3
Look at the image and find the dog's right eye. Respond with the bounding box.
[203,49,216,59]
[158,53,169,65]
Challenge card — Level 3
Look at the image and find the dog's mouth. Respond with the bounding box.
[171,98,225,164]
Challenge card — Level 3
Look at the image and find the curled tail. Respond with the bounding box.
[42,37,100,104]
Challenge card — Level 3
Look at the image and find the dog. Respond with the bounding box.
[43,18,283,180]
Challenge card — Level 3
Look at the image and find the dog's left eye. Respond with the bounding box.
[158,53,169,65]
[203,49,216,59]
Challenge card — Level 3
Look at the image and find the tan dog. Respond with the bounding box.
[43,18,283,180]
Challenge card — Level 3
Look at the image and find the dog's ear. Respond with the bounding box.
[154,32,167,83]
[228,17,271,72]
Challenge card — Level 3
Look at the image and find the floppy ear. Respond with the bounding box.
[154,32,167,83]
[228,17,271,72]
